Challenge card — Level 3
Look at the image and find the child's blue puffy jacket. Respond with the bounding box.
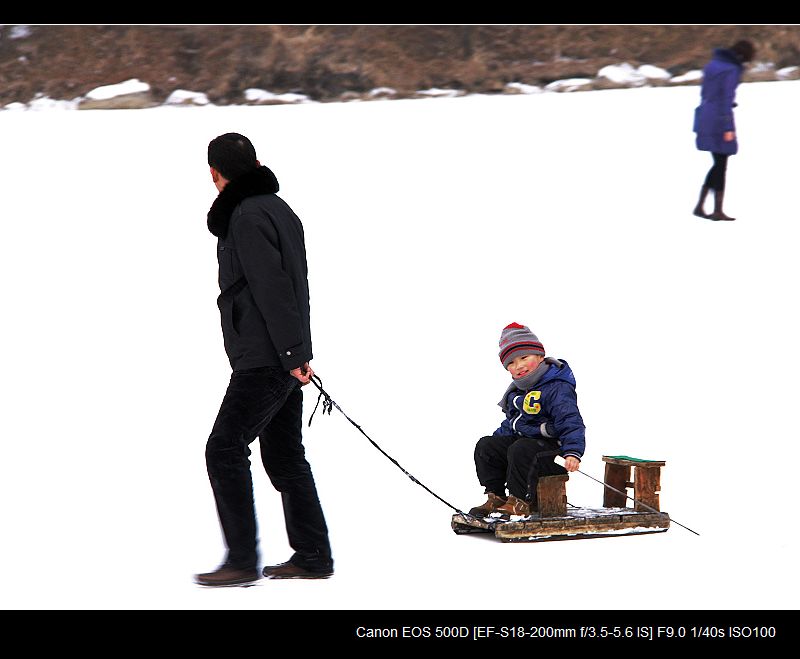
[494,359,586,460]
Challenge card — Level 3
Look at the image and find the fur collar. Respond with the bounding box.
[207,165,280,238]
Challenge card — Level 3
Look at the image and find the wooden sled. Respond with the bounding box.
[452,456,671,543]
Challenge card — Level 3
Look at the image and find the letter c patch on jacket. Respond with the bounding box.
[523,390,542,414]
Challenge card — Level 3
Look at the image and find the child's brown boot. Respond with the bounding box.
[495,494,531,516]
[468,492,507,517]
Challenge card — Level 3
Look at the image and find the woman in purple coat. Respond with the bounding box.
[692,40,755,221]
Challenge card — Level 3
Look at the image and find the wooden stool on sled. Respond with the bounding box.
[601,455,665,512]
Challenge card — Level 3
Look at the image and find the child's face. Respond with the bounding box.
[507,354,545,379]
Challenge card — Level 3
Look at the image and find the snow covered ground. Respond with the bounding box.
[1,79,799,612]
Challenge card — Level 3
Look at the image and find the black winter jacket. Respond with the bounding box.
[207,166,312,372]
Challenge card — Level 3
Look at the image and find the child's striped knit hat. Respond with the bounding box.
[499,322,545,368]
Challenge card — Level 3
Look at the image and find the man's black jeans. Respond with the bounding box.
[205,366,333,572]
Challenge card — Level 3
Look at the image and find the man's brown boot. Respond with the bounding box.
[194,565,261,587]
[262,562,333,579]
[468,492,507,517]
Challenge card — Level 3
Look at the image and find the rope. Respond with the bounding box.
[308,374,476,518]
[307,374,699,535]
[569,465,701,536]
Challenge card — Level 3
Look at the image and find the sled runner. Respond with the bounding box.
[451,456,671,542]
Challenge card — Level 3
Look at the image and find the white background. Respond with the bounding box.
[1,80,798,610]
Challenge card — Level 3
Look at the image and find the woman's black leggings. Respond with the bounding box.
[703,152,729,191]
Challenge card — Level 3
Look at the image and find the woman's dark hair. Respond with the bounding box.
[731,40,756,63]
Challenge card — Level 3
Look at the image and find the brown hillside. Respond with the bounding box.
[1,25,799,106]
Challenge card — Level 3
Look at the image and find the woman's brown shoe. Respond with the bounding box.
[707,213,736,221]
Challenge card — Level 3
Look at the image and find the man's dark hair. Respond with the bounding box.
[208,133,258,181]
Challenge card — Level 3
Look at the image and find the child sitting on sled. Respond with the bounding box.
[469,323,586,518]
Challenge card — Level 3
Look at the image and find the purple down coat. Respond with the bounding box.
[693,48,745,155]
